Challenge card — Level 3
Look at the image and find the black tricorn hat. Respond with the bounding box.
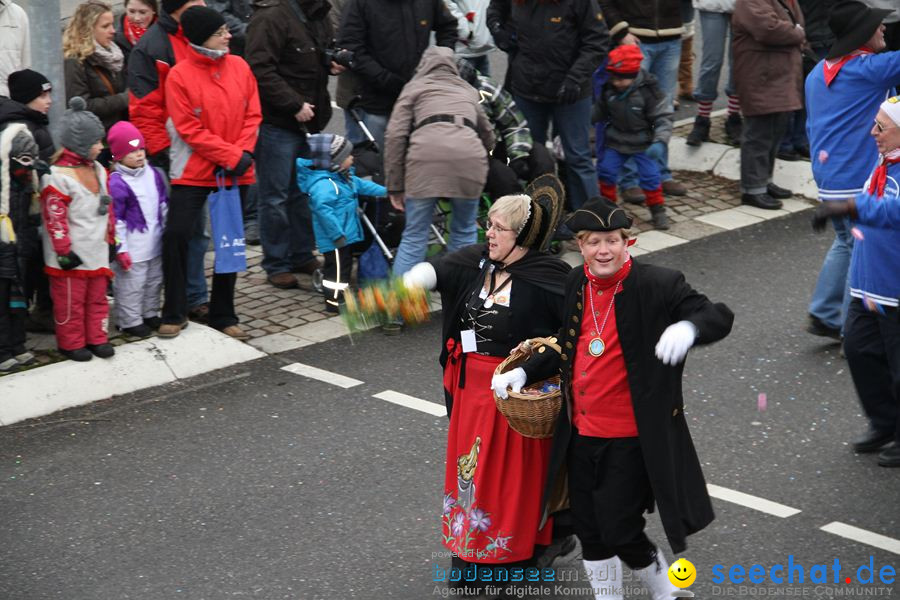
[516,174,565,252]
[564,197,633,233]
[826,0,894,60]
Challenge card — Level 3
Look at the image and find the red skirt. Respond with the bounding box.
[441,345,553,563]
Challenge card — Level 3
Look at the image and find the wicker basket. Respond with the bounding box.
[493,337,563,439]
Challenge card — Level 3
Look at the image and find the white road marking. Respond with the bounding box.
[707,484,802,518]
[820,522,900,556]
[372,390,447,417]
[280,362,363,388]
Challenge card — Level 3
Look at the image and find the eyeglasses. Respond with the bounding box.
[212,27,230,38]
[874,119,887,133]
[486,220,514,233]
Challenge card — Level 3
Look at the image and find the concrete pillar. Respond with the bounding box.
[17,0,65,139]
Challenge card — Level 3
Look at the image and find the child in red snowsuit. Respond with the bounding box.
[39,97,116,361]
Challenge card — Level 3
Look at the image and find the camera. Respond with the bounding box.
[325,47,355,69]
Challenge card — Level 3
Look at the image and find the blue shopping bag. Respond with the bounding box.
[357,241,389,284]
[208,174,247,273]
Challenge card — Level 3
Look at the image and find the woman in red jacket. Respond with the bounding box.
[159,6,261,339]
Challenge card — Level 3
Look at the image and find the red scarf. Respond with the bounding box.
[867,156,900,198]
[55,148,95,167]
[824,47,874,87]
[123,15,153,46]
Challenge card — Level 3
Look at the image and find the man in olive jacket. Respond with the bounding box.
[245,0,337,288]
[493,197,734,600]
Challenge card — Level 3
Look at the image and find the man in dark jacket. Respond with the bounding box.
[337,0,458,149]
[245,0,339,287]
[128,0,211,322]
[487,0,608,210]
[492,197,734,600]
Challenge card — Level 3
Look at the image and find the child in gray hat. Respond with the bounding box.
[39,97,116,362]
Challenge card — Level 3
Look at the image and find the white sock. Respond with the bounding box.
[582,557,624,600]
[633,547,678,600]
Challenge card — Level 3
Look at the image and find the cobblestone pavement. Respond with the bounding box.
[10,169,814,375]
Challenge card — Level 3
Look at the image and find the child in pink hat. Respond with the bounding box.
[107,120,168,337]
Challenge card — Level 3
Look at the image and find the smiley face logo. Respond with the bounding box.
[668,558,697,588]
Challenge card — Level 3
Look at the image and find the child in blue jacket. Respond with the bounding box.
[297,134,387,312]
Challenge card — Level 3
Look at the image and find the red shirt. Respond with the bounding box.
[572,260,638,438]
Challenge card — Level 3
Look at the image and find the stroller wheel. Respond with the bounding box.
[312,268,324,293]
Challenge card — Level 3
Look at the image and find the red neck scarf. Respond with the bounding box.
[584,257,633,292]
[123,15,153,46]
[867,155,900,197]
[824,47,874,87]
[55,148,95,167]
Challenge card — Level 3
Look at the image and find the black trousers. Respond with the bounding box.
[844,298,900,443]
[484,144,556,199]
[162,185,240,330]
[568,433,655,569]
[17,223,51,311]
[322,245,352,307]
[0,278,26,361]
[740,111,791,194]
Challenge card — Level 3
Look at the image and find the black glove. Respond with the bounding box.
[35,159,51,178]
[508,156,530,181]
[148,150,170,173]
[225,151,253,177]
[557,80,581,105]
[811,200,854,232]
[57,251,83,271]
[489,22,517,53]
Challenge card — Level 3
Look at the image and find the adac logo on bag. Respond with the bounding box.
[668,558,697,597]
[218,234,246,250]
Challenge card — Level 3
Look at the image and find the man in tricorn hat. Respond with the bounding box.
[491,197,734,600]
[805,1,899,345]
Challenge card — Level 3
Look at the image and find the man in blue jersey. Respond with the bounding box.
[805,0,899,341]
[811,96,900,467]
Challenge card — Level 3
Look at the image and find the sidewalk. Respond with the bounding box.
[1,134,817,425]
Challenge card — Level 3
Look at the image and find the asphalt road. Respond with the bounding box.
[2,210,897,600]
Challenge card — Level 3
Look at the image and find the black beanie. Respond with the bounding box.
[180,6,226,46]
[8,69,51,105]
[162,0,190,14]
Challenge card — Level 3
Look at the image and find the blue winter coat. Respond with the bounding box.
[295,158,387,253]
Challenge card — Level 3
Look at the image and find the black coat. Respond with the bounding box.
[523,260,734,554]
[433,245,570,415]
[486,0,609,103]
[64,55,129,132]
[337,0,458,115]
[246,0,334,133]
[0,99,55,161]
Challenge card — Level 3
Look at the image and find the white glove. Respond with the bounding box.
[654,320,698,366]
[402,262,437,290]
[491,367,526,400]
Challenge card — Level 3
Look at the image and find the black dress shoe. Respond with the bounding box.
[767,183,793,199]
[60,347,93,362]
[121,324,153,338]
[87,343,116,359]
[806,315,841,341]
[741,193,783,210]
[877,444,900,467]
[853,428,894,453]
[143,316,162,330]
[777,149,802,161]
